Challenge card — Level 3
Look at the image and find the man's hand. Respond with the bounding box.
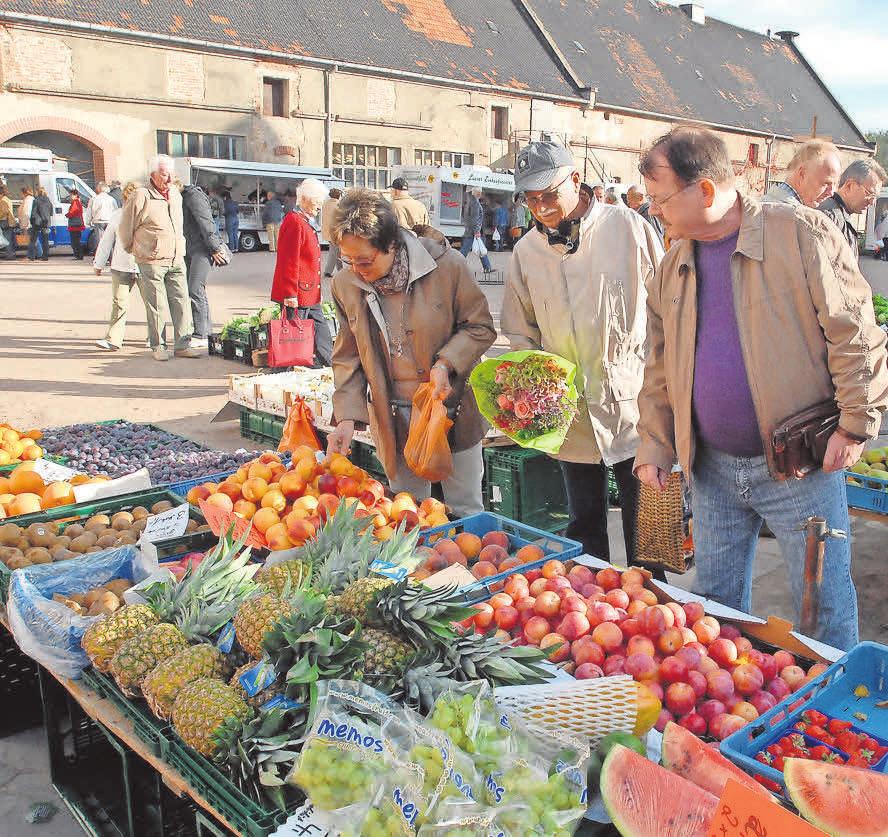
[94,268,103,276]
[429,364,453,400]
[823,430,865,473]
[327,420,355,456]
[211,250,227,266]
[636,464,669,491]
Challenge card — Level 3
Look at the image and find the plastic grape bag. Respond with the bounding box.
[342,772,431,837]
[7,545,157,679]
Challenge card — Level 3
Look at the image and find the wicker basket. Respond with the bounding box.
[634,470,693,574]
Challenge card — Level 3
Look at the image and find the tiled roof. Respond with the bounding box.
[524,0,870,148]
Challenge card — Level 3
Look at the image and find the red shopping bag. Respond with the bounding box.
[267,312,315,368]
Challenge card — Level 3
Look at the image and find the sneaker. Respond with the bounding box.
[95,339,118,351]
[174,346,203,358]
[190,337,209,348]
[152,347,169,361]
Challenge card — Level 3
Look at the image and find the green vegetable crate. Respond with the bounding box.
[0,453,68,475]
[238,408,285,448]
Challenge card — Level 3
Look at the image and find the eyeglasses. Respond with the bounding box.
[341,252,380,270]
[647,181,698,208]
[525,174,573,208]
[860,185,880,200]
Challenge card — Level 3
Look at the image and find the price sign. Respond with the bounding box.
[31,458,78,482]
[141,503,190,543]
[73,468,152,503]
[710,780,826,837]
[274,801,332,836]
[198,499,266,549]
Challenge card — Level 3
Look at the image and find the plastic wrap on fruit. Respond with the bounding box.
[415,807,499,837]
[339,766,430,837]
[633,681,662,736]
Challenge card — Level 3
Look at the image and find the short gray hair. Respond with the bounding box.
[148,154,174,174]
[297,178,328,202]
[840,158,887,187]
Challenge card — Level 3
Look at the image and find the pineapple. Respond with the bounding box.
[303,502,378,594]
[254,559,311,598]
[229,662,280,710]
[142,643,227,720]
[82,604,160,672]
[334,577,393,626]
[172,678,252,757]
[360,628,416,691]
[109,622,188,696]
[233,592,292,658]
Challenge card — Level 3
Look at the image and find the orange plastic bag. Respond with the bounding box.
[403,383,454,482]
[278,396,321,454]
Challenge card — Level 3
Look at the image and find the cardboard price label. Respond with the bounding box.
[31,458,78,482]
[710,780,826,837]
[276,801,331,836]
[198,499,266,549]
[141,503,190,543]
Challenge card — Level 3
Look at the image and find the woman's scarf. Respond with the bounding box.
[373,242,410,296]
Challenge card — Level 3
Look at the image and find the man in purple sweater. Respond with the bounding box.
[634,127,888,650]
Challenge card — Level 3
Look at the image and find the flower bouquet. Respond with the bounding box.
[469,350,578,453]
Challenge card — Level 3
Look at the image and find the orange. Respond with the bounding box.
[278,471,306,500]
[186,485,213,505]
[241,477,269,502]
[260,489,287,514]
[215,481,243,502]
[247,462,273,482]
[327,454,354,477]
[289,445,317,463]
[9,468,45,496]
[70,474,91,486]
[291,457,317,482]
[455,532,483,560]
[41,481,75,509]
[0,493,15,506]
[251,506,280,535]
[25,429,43,441]
[201,482,219,494]
[258,451,283,465]
[264,522,293,551]
[8,493,42,516]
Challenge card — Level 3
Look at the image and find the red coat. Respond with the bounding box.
[66,196,85,231]
[270,211,321,306]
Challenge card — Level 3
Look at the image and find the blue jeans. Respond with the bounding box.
[225,218,239,252]
[691,446,857,650]
[28,227,47,259]
[460,234,491,271]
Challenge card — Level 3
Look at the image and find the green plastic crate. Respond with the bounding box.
[195,809,234,836]
[0,453,68,475]
[482,446,570,533]
[238,408,285,447]
[0,621,42,736]
[351,438,387,483]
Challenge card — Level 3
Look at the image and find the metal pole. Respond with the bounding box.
[800,517,826,637]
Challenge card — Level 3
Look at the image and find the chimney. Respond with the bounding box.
[775,30,800,42]
[679,3,705,25]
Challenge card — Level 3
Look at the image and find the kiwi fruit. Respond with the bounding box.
[151,501,173,514]
[96,534,119,549]
[111,512,134,531]
[116,532,138,545]
[25,523,56,548]
[0,523,23,545]
[86,546,102,553]
[83,589,102,607]
[52,535,71,549]
[196,524,212,533]
[69,535,92,553]
[6,556,30,570]
[63,523,84,538]
[130,518,148,534]
[131,507,149,520]
[13,536,31,551]
[97,591,120,612]
[85,514,111,532]
[25,547,52,565]
[51,547,76,562]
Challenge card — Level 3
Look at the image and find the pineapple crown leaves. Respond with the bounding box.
[397,653,461,713]
[444,630,554,688]
[374,580,476,647]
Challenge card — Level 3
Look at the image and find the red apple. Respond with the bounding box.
[659,656,689,684]
[572,639,606,667]
[715,714,748,740]
[749,690,777,717]
[697,699,726,723]
[708,638,739,668]
[757,654,778,683]
[560,595,588,617]
[588,601,619,626]
[773,650,795,671]
[697,656,720,675]
[489,593,514,610]
[523,616,551,644]
[567,565,595,589]
[595,568,621,591]
[534,591,561,617]
[591,622,624,653]
[683,601,706,625]
[733,637,753,656]
[545,576,573,595]
[558,612,591,642]
[471,603,494,630]
[655,709,675,732]
[732,663,764,696]
[664,602,687,628]
[705,669,735,702]
[780,665,807,691]
[719,624,742,641]
[687,670,707,699]
[317,473,338,495]
[580,583,606,600]
[665,682,697,716]
[692,616,721,645]
[515,597,537,624]
[602,655,627,676]
[626,653,660,681]
[646,681,664,703]
[529,578,549,596]
[575,663,604,680]
[731,701,759,723]
[627,635,656,658]
[678,711,707,736]
[494,606,519,631]
[674,646,702,671]
[657,627,685,655]
[606,589,631,610]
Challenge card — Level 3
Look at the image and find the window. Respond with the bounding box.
[156,131,243,160]
[747,143,760,165]
[491,106,509,140]
[333,143,402,188]
[414,150,475,168]
[263,78,286,117]
[55,177,77,203]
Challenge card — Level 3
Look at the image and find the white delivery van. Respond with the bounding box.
[390,165,515,240]
[172,157,345,251]
[864,187,888,255]
[0,146,95,252]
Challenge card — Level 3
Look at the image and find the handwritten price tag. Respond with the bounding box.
[198,499,266,549]
[32,458,78,482]
[710,779,826,837]
[274,801,332,836]
[141,503,190,543]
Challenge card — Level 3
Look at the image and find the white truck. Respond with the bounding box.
[389,165,516,240]
[172,157,345,251]
[864,187,888,255]
[0,146,95,252]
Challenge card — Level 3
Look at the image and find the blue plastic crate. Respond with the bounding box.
[845,469,888,513]
[166,453,291,497]
[720,641,888,794]
[419,512,582,604]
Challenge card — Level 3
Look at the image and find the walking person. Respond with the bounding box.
[85,182,118,252]
[819,159,887,255]
[634,126,888,650]
[0,185,18,260]
[326,188,495,516]
[321,187,342,277]
[262,190,284,252]
[502,141,663,567]
[459,187,492,272]
[762,141,842,208]
[66,189,86,259]
[29,187,51,261]
[271,178,333,368]
[108,181,124,208]
[94,181,157,351]
[223,191,240,253]
[389,178,430,230]
[509,194,527,246]
[493,201,509,251]
[18,188,35,258]
[207,188,224,234]
[118,154,202,361]
[182,183,227,344]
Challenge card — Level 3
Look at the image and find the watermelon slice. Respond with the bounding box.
[601,743,718,837]
[662,721,772,799]
[785,757,888,837]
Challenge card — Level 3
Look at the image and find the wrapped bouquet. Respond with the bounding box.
[469,350,578,453]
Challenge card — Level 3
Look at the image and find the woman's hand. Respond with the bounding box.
[636,464,669,491]
[283,297,299,308]
[327,420,355,456]
[430,364,453,400]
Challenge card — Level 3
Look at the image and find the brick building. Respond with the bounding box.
[0,0,873,188]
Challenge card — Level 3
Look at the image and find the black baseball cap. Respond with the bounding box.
[514,141,575,192]
[389,177,408,190]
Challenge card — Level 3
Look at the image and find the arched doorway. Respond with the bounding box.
[8,130,98,189]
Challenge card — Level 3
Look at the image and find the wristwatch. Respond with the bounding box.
[432,360,453,376]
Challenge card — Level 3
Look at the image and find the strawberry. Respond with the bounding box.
[847,754,870,768]
[755,751,774,765]
[807,725,829,742]
[754,774,783,794]
[809,745,831,761]
[827,718,853,735]
[766,744,784,758]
